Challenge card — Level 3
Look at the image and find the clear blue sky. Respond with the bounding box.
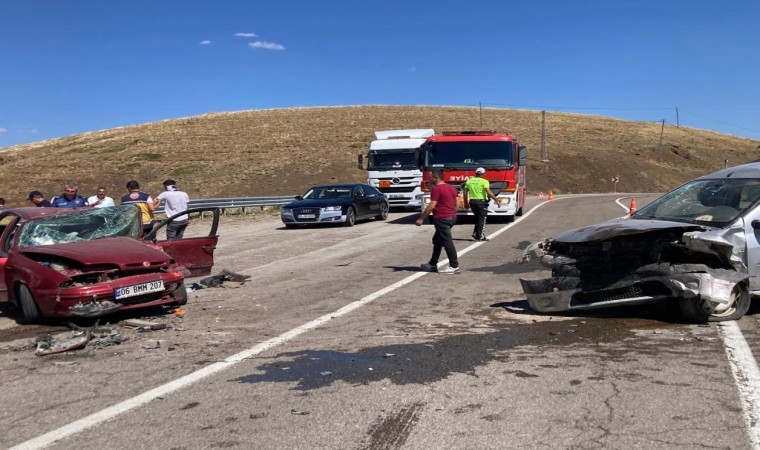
[1,0,758,147]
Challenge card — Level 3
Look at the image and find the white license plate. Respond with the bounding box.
[115,280,165,299]
[297,214,316,219]
[389,194,404,198]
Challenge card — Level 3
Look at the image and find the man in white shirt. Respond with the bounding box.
[87,187,115,208]
[155,179,190,240]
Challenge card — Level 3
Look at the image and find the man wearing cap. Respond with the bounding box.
[463,167,502,241]
[28,191,52,207]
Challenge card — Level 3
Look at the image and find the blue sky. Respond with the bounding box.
[1,0,759,147]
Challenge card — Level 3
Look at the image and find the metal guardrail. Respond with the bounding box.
[155,195,295,215]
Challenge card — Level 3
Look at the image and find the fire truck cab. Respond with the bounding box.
[419,130,527,220]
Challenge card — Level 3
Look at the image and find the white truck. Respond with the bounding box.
[358,129,434,210]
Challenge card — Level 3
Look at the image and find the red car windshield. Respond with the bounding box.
[18,204,142,247]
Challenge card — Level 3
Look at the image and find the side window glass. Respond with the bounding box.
[0,216,19,255]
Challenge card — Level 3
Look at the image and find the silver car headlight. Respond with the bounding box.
[323,206,342,211]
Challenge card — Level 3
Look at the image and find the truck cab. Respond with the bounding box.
[358,129,434,210]
[419,130,528,220]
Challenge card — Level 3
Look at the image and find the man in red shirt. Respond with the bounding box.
[415,169,460,274]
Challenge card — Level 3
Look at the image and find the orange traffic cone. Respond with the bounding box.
[547,190,554,201]
[629,197,637,215]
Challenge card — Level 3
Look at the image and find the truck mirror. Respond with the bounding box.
[357,154,364,170]
[518,146,528,166]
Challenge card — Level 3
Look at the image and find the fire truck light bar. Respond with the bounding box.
[441,130,500,136]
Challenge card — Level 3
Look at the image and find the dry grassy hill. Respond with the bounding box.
[1,105,758,206]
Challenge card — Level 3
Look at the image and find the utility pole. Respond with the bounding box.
[675,107,680,128]
[540,110,549,162]
[479,102,483,128]
[656,119,665,163]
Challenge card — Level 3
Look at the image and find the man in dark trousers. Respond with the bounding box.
[463,167,502,241]
[415,169,460,274]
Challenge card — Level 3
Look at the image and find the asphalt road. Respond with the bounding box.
[2,194,758,449]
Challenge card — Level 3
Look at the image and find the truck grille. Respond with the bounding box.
[379,186,416,193]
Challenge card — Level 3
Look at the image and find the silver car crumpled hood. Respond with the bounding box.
[552,218,710,243]
[518,217,750,314]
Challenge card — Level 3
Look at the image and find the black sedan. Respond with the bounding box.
[281,183,389,227]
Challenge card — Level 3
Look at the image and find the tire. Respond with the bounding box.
[344,207,356,227]
[516,206,523,217]
[18,284,43,323]
[174,284,188,306]
[678,282,751,322]
[376,202,389,221]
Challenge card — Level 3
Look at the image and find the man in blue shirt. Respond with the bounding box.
[51,183,88,208]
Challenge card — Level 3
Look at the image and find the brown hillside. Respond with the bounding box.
[1,105,758,206]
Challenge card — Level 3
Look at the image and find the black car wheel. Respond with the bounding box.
[174,284,188,306]
[377,202,389,220]
[679,282,751,322]
[344,207,356,227]
[18,283,43,323]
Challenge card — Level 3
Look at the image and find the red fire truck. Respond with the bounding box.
[419,130,527,220]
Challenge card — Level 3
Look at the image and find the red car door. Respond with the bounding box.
[0,214,20,302]
[147,208,221,277]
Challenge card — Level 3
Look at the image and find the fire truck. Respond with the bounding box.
[419,130,527,220]
[358,129,434,210]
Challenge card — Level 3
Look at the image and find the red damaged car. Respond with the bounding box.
[0,204,220,322]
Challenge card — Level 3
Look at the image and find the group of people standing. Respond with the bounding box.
[25,179,190,240]
[415,167,501,274]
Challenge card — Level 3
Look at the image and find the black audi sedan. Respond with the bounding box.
[281,183,389,227]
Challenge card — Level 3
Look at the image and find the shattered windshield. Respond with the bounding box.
[368,151,418,170]
[18,204,142,247]
[635,179,760,225]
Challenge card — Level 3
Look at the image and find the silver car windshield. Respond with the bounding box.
[635,179,760,225]
[18,204,142,247]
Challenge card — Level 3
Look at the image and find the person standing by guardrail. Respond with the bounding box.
[51,183,88,208]
[87,186,115,208]
[121,180,158,235]
[155,179,190,240]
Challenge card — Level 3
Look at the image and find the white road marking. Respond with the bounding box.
[720,322,760,448]
[12,201,551,449]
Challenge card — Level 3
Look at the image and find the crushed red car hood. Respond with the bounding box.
[20,236,171,267]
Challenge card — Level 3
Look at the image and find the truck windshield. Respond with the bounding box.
[368,151,418,170]
[424,141,513,169]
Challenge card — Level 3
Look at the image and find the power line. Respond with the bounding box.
[679,109,760,136]
[481,102,673,112]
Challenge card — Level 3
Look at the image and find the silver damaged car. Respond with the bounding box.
[519,161,760,322]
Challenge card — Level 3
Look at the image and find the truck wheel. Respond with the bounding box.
[376,203,389,220]
[344,207,356,227]
[18,284,43,323]
[678,283,751,322]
